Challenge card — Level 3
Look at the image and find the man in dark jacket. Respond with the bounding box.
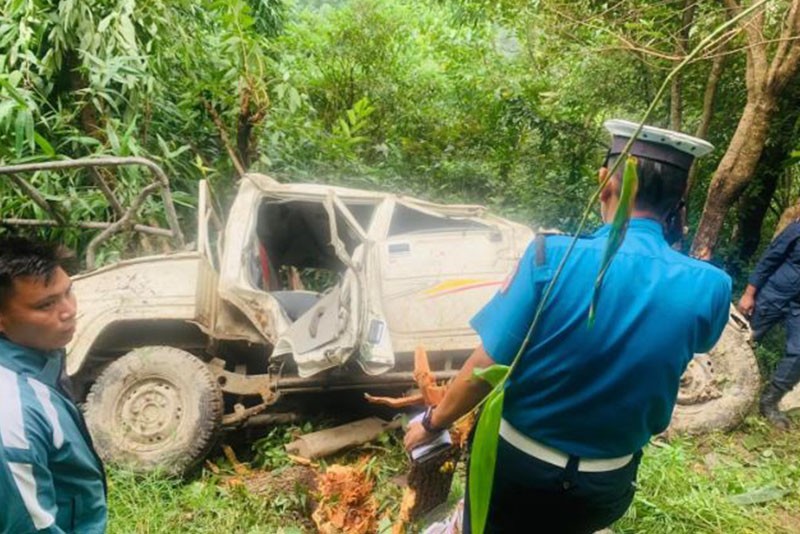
[738,221,800,429]
[0,236,107,533]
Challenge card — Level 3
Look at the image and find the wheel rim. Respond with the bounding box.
[677,354,722,405]
[115,377,184,451]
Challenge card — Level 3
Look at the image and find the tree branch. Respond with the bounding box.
[203,98,246,178]
[89,167,125,217]
[769,0,800,88]
[85,182,162,269]
[6,173,67,224]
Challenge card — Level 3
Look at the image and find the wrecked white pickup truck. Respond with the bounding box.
[0,157,760,474]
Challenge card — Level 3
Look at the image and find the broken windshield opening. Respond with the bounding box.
[254,199,364,294]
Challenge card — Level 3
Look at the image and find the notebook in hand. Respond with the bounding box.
[409,411,453,462]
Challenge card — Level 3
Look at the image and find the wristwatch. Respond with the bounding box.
[421,406,443,433]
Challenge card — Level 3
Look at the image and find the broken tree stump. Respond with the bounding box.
[406,444,462,521]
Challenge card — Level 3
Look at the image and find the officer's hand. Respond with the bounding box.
[738,293,755,317]
[404,421,435,452]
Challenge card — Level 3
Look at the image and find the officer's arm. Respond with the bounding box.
[748,222,800,290]
[426,345,496,431]
[1,415,67,533]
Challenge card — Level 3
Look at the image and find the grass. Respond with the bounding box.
[107,416,800,534]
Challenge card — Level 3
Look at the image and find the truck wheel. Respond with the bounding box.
[668,307,760,435]
[84,346,223,476]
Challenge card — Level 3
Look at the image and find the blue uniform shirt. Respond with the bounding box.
[471,218,731,458]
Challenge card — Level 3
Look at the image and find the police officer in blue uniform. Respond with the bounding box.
[404,120,732,533]
[738,220,800,429]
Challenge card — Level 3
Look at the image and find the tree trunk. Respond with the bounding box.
[691,97,775,257]
[686,48,727,196]
[735,166,781,263]
[734,77,800,262]
[691,0,800,257]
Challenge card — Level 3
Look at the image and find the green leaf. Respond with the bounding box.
[14,108,28,156]
[728,486,788,506]
[472,364,510,387]
[469,389,504,534]
[588,156,639,326]
[33,132,55,156]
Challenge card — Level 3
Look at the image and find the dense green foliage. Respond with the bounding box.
[3,0,796,256]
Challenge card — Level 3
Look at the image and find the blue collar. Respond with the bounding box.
[0,336,64,387]
[593,218,665,240]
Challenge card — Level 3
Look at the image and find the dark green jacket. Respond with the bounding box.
[0,337,106,533]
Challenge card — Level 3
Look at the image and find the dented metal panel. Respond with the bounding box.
[67,253,202,375]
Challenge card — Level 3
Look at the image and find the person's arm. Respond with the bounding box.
[737,283,758,317]
[404,345,495,451]
[748,222,800,291]
[1,402,66,533]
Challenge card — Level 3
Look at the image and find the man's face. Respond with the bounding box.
[0,267,77,351]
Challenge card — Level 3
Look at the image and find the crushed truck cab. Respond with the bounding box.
[0,158,761,474]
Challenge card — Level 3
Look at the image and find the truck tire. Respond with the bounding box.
[83,346,223,476]
[668,307,760,435]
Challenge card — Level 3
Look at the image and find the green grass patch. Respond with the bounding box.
[108,419,800,533]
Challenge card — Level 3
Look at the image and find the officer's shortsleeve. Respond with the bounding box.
[0,411,66,534]
[749,222,800,289]
[470,241,540,365]
[696,271,733,354]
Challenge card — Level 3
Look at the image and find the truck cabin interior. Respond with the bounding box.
[254,199,370,322]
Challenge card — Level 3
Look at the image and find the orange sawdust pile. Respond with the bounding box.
[312,458,378,534]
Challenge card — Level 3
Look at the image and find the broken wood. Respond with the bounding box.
[405,444,462,522]
[414,346,447,406]
[285,417,402,460]
[364,392,424,408]
[365,345,447,409]
[312,460,377,534]
[222,444,250,476]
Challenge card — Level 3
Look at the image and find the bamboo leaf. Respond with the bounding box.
[33,132,55,156]
[14,108,27,156]
[469,389,504,534]
[588,156,638,326]
[472,364,510,387]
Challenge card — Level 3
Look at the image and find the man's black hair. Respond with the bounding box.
[0,236,70,307]
[605,155,689,218]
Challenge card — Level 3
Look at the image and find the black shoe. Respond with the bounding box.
[759,384,791,430]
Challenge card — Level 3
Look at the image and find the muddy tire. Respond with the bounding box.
[84,346,223,476]
[668,306,760,435]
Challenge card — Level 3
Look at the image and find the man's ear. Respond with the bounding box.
[598,167,616,202]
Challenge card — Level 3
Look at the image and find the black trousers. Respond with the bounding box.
[751,298,800,393]
[463,437,642,534]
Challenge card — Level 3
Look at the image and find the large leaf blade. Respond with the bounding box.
[468,388,505,534]
[588,156,639,325]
